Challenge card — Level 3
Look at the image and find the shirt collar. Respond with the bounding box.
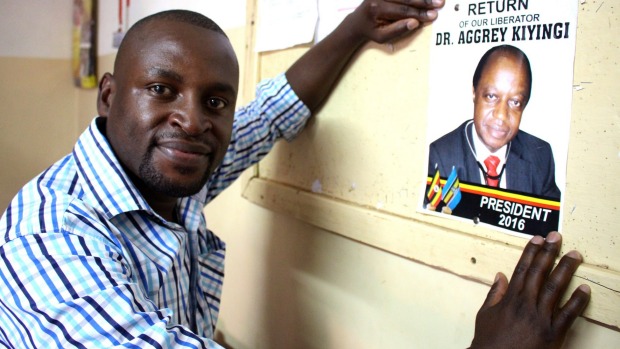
[72,117,151,219]
[73,117,208,223]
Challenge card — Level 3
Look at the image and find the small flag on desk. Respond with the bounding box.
[441,166,462,214]
[426,166,442,210]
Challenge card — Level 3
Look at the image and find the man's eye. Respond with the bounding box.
[149,85,170,95]
[485,93,497,100]
[206,97,227,110]
[510,99,522,107]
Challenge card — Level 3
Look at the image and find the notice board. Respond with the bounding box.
[240,0,620,328]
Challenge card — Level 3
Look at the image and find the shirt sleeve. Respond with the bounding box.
[0,228,224,349]
[204,73,311,203]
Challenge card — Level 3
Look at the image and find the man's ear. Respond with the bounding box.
[472,86,476,102]
[97,73,115,116]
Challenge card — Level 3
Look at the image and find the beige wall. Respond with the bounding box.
[207,180,620,348]
[1,2,618,349]
[0,56,77,210]
[207,10,620,349]
[0,54,102,211]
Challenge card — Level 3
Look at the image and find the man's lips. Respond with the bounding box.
[156,139,212,164]
[159,139,210,154]
[485,124,509,139]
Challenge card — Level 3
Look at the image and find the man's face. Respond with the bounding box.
[473,53,530,153]
[99,20,239,200]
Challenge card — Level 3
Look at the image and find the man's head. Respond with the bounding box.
[97,10,239,203]
[472,45,531,153]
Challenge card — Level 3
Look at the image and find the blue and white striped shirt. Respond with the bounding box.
[0,74,310,348]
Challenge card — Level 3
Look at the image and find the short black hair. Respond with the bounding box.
[126,9,225,38]
[115,10,229,72]
[472,45,532,98]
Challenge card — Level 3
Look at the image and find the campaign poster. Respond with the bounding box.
[420,0,578,238]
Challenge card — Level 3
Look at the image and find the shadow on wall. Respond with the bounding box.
[259,210,328,348]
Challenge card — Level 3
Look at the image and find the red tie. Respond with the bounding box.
[484,155,500,187]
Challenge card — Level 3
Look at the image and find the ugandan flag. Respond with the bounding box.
[426,167,442,208]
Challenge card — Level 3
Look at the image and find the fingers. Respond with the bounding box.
[378,0,442,23]
[386,0,446,11]
[554,284,591,332]
[350,0,445,43]
[372,19,420,42]
[505,234,545,294]
[507,231,589,330]
[481,272,508,310]
[522,232,562,297]
[472,231,591,348]
[505,232,561,299]
[538,250,583,312]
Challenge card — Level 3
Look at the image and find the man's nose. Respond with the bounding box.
[170,96,212,136]
[493,100,509,121]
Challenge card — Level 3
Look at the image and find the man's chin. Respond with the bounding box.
[139,167,210,198]
[481,133,511,152]
[151,181,205,198]
[481,137,508,153]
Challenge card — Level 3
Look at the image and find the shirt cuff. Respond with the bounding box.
[255,73,311,142]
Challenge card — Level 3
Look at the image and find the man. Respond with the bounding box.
[0,4,589,349]
[428,44,562,200]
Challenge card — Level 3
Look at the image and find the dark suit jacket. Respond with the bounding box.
[428,120,561,200]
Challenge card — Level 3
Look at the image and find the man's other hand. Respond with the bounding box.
[470,231,591,349]
[346,0,445,44]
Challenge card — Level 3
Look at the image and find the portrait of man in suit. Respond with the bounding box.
[427,44,561,200]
